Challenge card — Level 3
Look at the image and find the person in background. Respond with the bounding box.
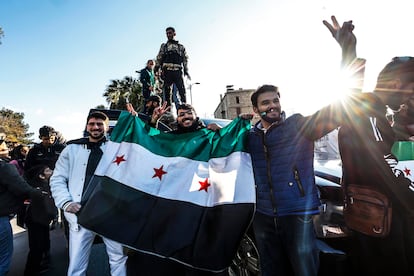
[25,125,66,171]
[324,15,414,276]
[26,125,66,250]
[144,95,162,117]
[9,144,29,175]
[0,136,43,276]
[139,59,156,113]
[50,111,127,276]
[9,144,30,229]
[156,27,190,107]
[23,164,56,276]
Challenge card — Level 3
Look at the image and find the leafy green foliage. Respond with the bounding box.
[102,76,144,111]
[0,108,33,144]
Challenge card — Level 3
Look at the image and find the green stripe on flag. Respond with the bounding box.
[110,111,251,161]
[392,141,414,161]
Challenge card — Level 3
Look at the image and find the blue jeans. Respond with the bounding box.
[0,216,13,276]
[253,212,319,276]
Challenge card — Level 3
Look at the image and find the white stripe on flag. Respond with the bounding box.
[95,141,256,207]
[395,160,414,183]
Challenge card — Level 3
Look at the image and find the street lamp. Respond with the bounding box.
[188,82,200,105]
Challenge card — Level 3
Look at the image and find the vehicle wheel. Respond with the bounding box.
[228,234,261,276]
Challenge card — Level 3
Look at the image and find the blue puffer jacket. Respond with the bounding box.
[248,114,322,217]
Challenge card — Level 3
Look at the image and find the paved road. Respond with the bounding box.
[9,218,110,276]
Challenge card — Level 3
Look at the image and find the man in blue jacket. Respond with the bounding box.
[247,18,361,276]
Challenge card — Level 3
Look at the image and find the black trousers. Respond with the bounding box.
[24,221,50,275]
[162,69,186,107]
[348,211,414,276]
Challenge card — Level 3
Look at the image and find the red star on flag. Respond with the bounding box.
[404,167,411,176]
[113,155,126,165]
[153,165,167,180]
[198,178,211,192]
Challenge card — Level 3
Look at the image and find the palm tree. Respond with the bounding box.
[103,76,143,110]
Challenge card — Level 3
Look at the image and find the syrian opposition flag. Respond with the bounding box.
[392,141,414,191]
[78,112,256,272]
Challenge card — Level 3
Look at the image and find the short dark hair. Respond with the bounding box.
[39,125,56,137]
[87,111,109,125]
[166,27,175,33]
[147,95,161,104]
[176,103,196,114]
[375,56,414,91]
[250,85,280,107]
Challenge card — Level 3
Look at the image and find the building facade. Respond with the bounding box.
[214,85,255,120]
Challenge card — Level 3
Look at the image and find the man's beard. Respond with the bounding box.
[177,118,199,132]
[260,108,282,124]
[89,132,105,140]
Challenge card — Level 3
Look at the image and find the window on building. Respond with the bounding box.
[236,107,241,115]
[221,110,226,119]
[236,96,240,104]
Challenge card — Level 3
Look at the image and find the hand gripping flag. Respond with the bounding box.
[78,112,256,272]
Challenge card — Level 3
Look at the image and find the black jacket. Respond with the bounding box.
[0,159,38,217]
[139,67,154,92]
[338,93,414,212]
[25,142,66,170]
[25,176,57,226]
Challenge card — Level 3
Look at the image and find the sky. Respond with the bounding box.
[1,0,414,141]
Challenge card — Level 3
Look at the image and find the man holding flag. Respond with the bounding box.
[50,111,128,276]
[77,104,256,275]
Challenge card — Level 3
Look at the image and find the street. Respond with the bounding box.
[9,218,110,276]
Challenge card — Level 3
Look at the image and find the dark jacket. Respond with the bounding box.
[0,159,38,217]
[339,93,414,212]
[25,142,66,170]
[248,104,343,217]
[25,173,57,226]
[139,67,155,93]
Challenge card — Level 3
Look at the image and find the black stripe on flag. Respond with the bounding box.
[78,175,255,272]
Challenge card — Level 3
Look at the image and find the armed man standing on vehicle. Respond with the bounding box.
[156,26,190,108]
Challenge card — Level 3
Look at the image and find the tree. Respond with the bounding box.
[103,76,143,111]
[0,108,33,145]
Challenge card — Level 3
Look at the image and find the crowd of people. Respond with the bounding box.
[1,15,414,276]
